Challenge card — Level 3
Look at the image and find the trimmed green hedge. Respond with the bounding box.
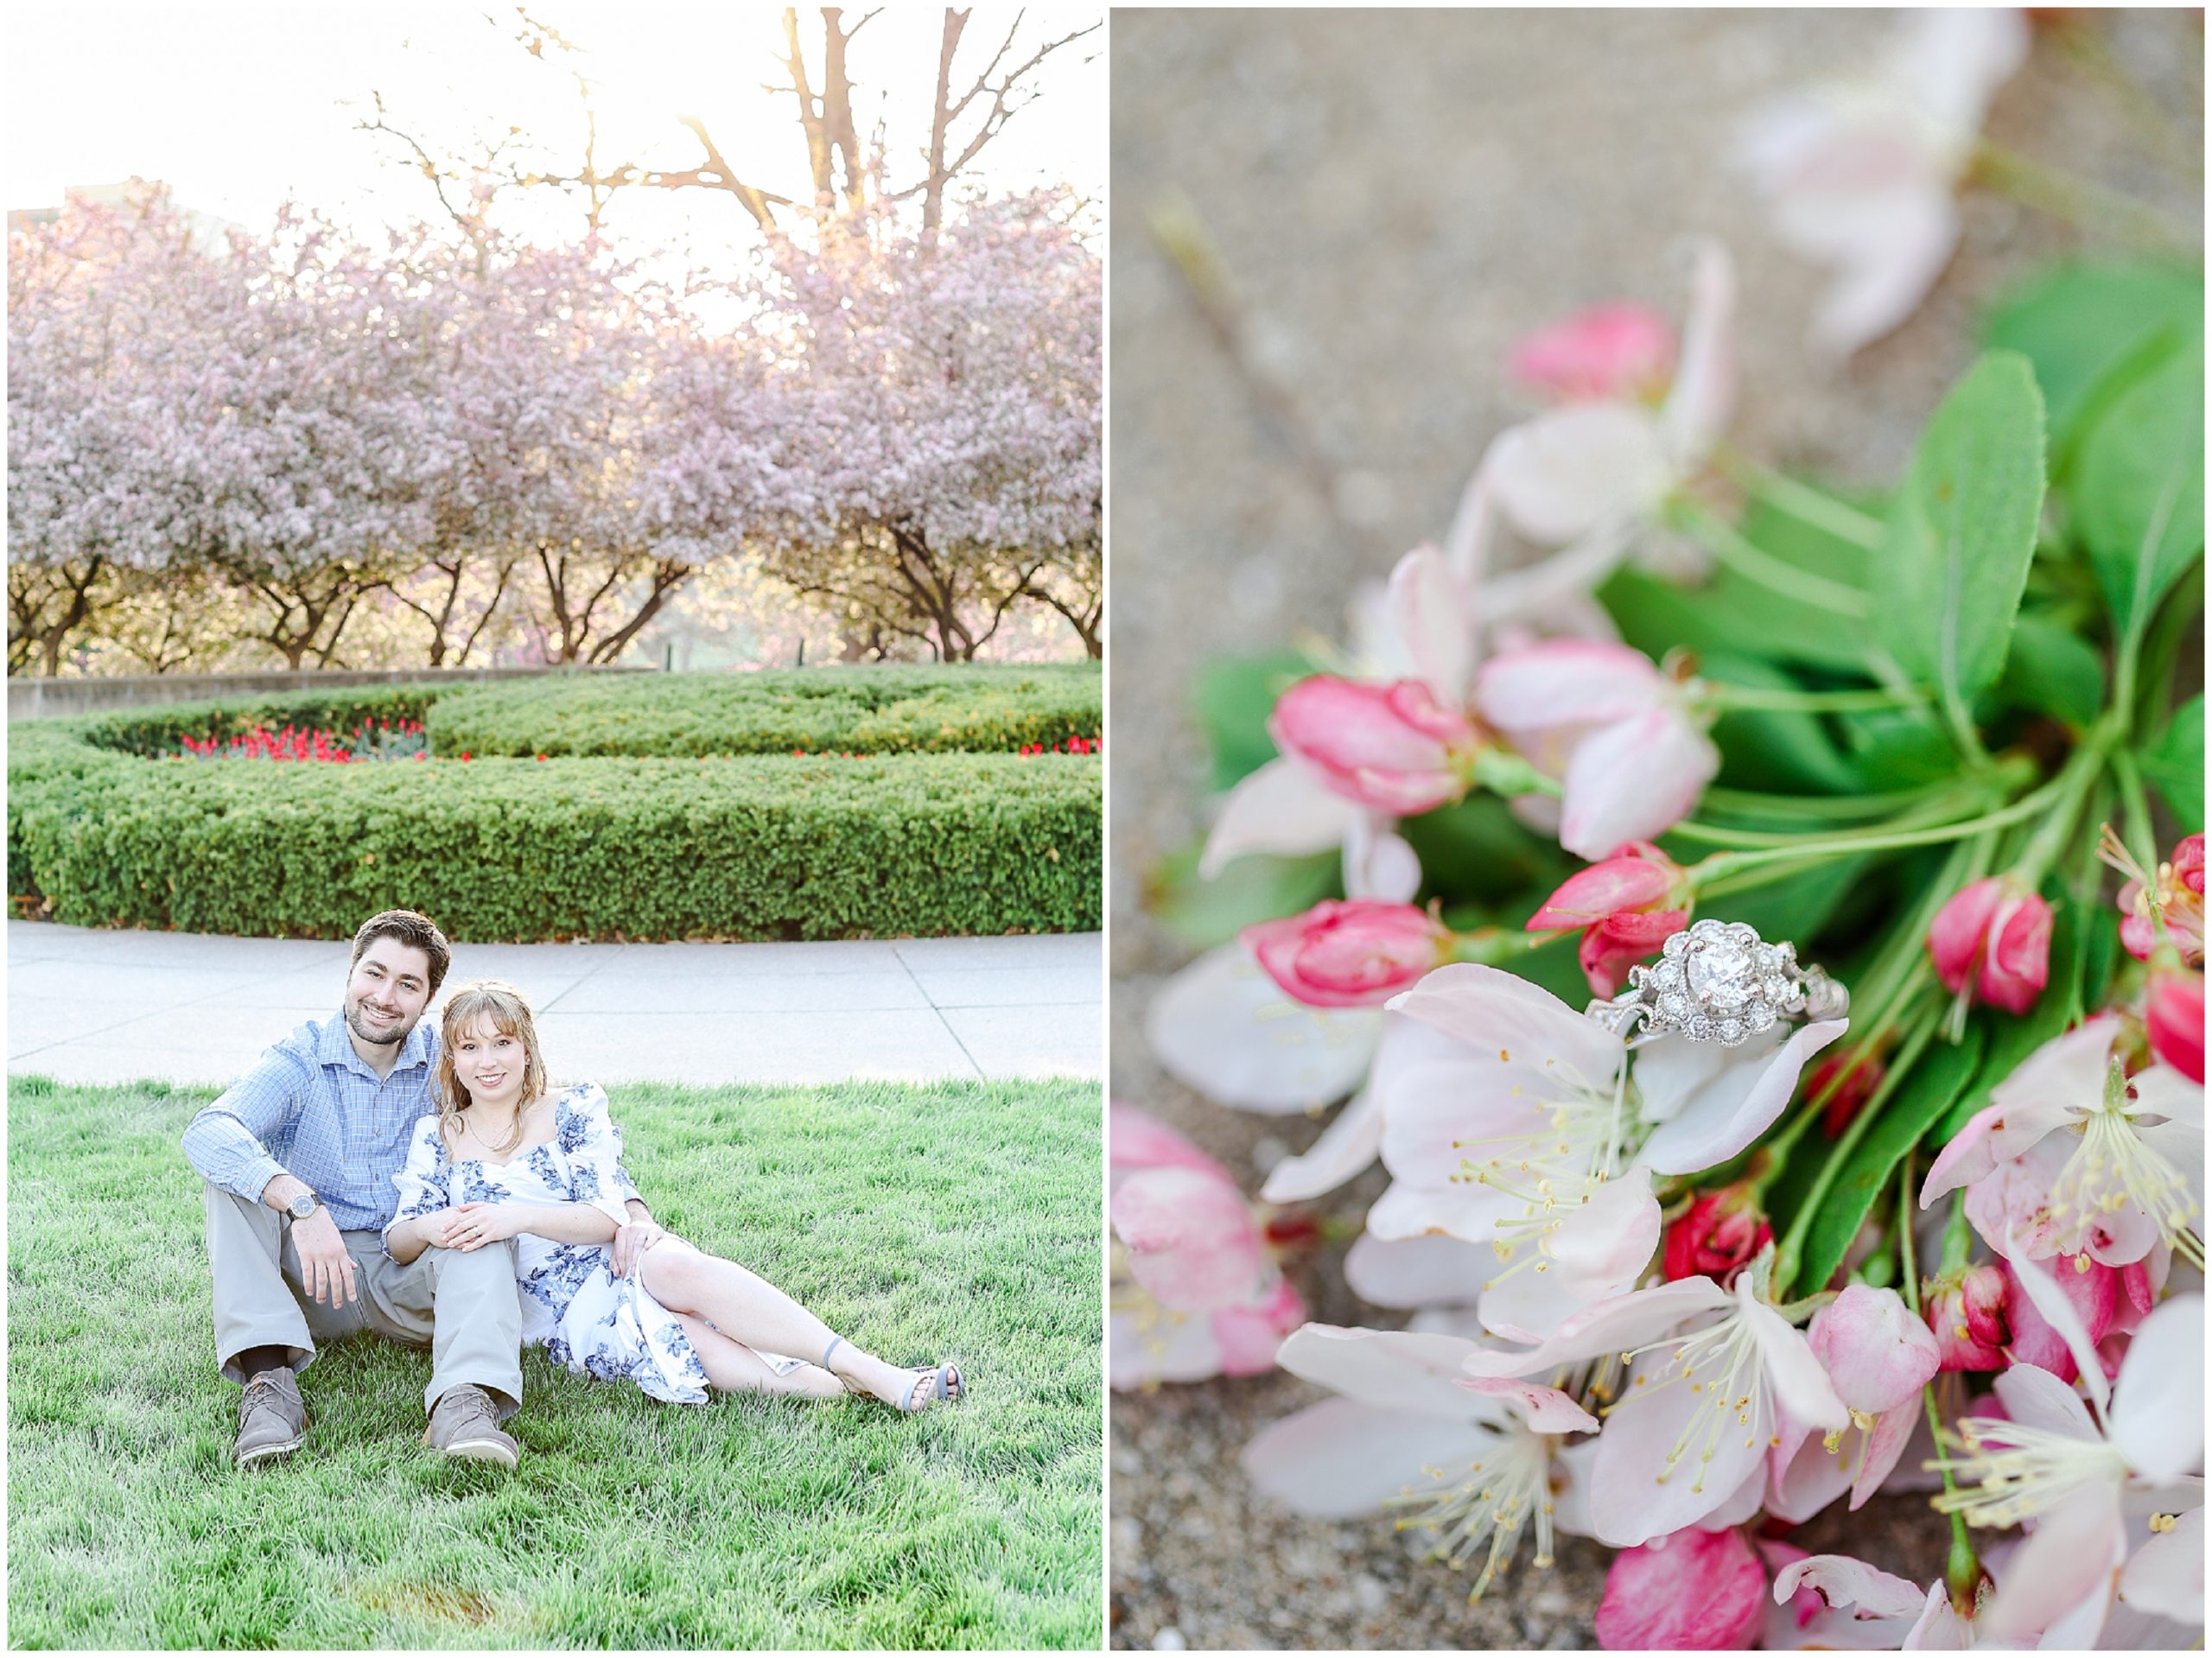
[75,665,1102,761]
[425,664,1100,758]
[10,715,1101,941]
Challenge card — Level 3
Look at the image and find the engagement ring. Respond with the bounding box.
[1586,918,1847,1047]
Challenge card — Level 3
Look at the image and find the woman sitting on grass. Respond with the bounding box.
[383,979,965,1413]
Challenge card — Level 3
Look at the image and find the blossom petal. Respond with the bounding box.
[1110,1166,1265,1312]
[1385,543,1476,706]
[1589,1364,1770,1545]
[1478,1167,1661,1338]
[2110,1293,2204,1484]
[1558,708,1719,861]
[1459,1375,1601,1434]
[1110,1101,1233,1184]
[1147,943,1382,1115]
[1462,1278,1734,1378]
[1475,638,1665,732]
[1979,1483,2127,1643]
[1242,1396,1493,1518]
[1770,1553,1929,1621]
[1745,1296,1849,1432]
[1198,757,1362,880]
[2004,1230,2110,1411]
[2118,1505,2204,1627]
[1344,1230,1489,1308]
[1488,403,1671,543]
[1657,238,1736,467]
[1259,1085,1382,1204]
[1638,1018,1847,1176]
[1990,1350,2098,1440]
[1386,961,1626,1092]
[1274,1322,1488,1420]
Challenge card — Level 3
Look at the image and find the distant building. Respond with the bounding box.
[8,179,243,252]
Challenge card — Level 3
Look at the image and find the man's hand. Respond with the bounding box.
[612,1218,666,1278]
[445,1202,523,1251]
[292,1206,358,1307]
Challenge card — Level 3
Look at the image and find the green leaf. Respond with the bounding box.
[1994,611,2106,730]
[1700,653,1868,795]
[2074,342,2205,650]
[1982,262,2204,458]
[1799,1025,1986,1295]
[2141,694,2206,835]
[1144,842,1339,954]
[1878,353,2048,740]
[1600,494,1875,677]
[1192,651,1313,791]
[1832,705,1963,788]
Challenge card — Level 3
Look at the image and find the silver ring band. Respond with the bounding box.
[1586,918,1847,1048]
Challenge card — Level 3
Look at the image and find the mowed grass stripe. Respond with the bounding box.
[8,1077,1102,1650]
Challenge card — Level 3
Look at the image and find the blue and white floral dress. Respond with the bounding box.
[385,1083,787,1404]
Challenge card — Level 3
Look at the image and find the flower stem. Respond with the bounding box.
[1675,499,1873,617]
[1970,137,2201,253]
[1690,772,2060,886]
[1700,681,1926,714]
[1700,781,1957,821]
[1671,787,1993,851]
[1713,445,1887,551]
[1774,1006,1941,1299]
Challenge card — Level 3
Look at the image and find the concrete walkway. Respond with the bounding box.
[8,922,1101,1088]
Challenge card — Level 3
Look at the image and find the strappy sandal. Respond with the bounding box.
[820,1335,870,1398]
[896,1362,965,1413]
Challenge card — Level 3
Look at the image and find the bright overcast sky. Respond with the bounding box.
[6,3,1104,267]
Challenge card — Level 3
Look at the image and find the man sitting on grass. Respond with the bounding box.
[181,908,664,1470]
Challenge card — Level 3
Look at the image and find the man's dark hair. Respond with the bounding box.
[349,910,452,997]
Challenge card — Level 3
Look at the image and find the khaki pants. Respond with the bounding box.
[204,1183,524,1419]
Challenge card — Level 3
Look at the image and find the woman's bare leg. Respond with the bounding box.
[639,1238,953,1409]
[675,1313,843,1399]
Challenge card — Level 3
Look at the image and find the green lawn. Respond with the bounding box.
[8,1077,1103,1650]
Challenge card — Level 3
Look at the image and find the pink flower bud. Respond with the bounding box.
[1595,1526,1765,1650]
[2118,833,2204,965]
[1807,1284,1941,1415]
[1267,676,1477,816]
[1243,899,1451,1008]
[1526,841,1690,997]
[2146,962,2205,1083]
[1923,1262,2011,1372]
[1662,1185,1770,1286]
[1927,876,2051,1014]
[1509,302,1676,403]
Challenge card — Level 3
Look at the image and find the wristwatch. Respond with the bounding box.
[286,1191,321,1222]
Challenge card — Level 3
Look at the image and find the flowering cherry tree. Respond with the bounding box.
[752,192,1103,660]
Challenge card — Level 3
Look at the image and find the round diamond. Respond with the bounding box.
[1748,1003,1776,1032]
[1688,1014,1715,1039]
[1662,931,1688,958]
[1687,936,1758,1009]
[1718,1018,1745,1044]
[1662,993,1688,1017]
[1656,961,1682,988]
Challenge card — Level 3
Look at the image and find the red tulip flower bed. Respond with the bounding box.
[168,718,430,764]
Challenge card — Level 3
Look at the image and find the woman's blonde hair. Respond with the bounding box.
[435,979,550,1156]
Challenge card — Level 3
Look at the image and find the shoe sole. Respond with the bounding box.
[235,1433,303,1467]
[437,1436,518,1469]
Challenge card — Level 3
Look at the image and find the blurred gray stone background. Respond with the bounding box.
[1108,9,2202,1649]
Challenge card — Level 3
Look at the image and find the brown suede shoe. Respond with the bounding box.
[424,1384,518,1468]
[234,1368,305,1467]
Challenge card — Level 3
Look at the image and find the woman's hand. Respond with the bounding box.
[443,1202,524,1250]
[611,1218,667,1277]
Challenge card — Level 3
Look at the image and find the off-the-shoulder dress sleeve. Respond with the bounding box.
[383,1117,452,1259]
[563,1084,639,1229]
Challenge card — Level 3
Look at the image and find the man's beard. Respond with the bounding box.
[346,1002,412,1050]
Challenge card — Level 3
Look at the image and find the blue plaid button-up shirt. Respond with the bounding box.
[181,1012,444,1233]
